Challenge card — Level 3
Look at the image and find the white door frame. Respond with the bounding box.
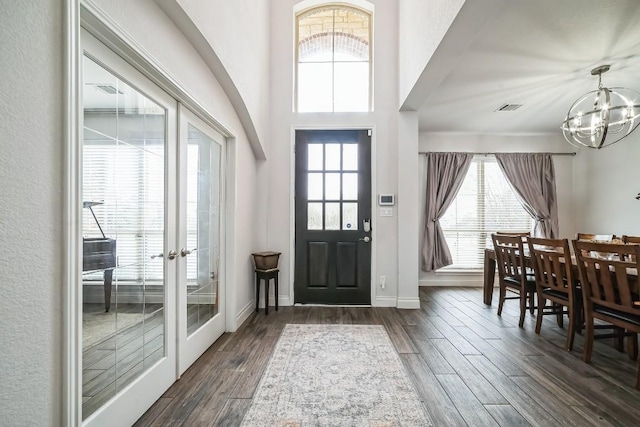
[64,5,239,425]
[288,125,378,307]
[177,104,227,375]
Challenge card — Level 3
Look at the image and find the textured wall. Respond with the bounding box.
[573,132,640,237]
[398,0,465,106]
[177,0,271,154]
[0,0,63,425]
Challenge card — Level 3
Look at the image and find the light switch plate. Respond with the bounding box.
[379,207,393,217]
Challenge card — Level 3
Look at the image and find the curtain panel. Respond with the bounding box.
[495,153,559,238]
[421,152,473,271]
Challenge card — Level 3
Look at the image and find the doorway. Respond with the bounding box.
[80,31,227,425]
[294,130,372,304]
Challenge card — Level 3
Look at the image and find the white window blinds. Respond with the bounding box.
[439,157,533,269]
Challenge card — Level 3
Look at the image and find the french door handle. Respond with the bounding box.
[167,250,179,260]
[180,247,197,257]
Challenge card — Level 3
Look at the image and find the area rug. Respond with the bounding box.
[240,324,432,426]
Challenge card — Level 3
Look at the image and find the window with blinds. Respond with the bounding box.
[439,157,533,270]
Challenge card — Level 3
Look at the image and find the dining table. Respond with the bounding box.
[482,247,639,306]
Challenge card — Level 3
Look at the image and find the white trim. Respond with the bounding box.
[63,0,82,425]
[225,138,238,332]
[236,299,255,329]
[294,0,374,14]
[397,297,421,309]
[373,296,397,307]
[288,125,377,306]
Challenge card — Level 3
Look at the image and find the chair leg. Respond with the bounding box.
[584,315,595,363]
[519,292,527,328]
[528,291,535,315]
[628,332,638,361]
[556,303,564,328]
[615,327,625,352]
[566,305,577,351]
[497,285,506,316]
[265,277,270,315]
[636,357,640,390]
[535,296,545,334]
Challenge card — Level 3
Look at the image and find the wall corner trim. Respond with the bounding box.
[396,297,421,309]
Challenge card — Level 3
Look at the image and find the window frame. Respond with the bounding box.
[439,156,534,271]
[294,4,373,113]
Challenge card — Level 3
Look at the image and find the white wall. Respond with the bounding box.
[573,132,640,236]
[0,1,63,424]
[175,0,271,153]
[418,132,576,286]
[398,0,465,105]
[268,0,401,306]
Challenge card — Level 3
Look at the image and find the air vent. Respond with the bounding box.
[91,84,123,95]
[495,103,523,112]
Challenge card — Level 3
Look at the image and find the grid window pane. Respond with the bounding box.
[325,173,340,200]
[308,202,323,230]
[343,203,358,230]
[308,144,323,170]
[325,144,341,170]
[342,173,358,200]
[308,173,323,200]
[325,203,340,230]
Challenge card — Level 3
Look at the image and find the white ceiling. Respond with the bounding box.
[417,0,640,133]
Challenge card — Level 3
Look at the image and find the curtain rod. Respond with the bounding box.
[419,151,576,156]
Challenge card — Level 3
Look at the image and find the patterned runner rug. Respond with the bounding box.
[241,324,432,426]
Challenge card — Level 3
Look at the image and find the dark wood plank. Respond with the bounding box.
[484,404,531,427]
[399,353,466,426]
[436,373,499,426]
[212,398,252,426]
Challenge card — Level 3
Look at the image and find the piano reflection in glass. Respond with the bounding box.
[83,201,117,312]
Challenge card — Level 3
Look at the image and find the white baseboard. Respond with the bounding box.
[373,296,397,307]
[235,299,255,330]
[419,273,485,287]
[397,297,421,309]
[257,295,292,308]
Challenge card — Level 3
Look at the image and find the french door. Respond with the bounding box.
[80,31,226,425]
[294,130,372,304]
[177,106,226,374]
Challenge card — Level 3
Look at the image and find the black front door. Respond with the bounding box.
[294,130,372,304]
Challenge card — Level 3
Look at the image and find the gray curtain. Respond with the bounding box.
[422,152,473,271]
[495,153,559,238]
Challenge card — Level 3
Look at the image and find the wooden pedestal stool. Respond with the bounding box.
[255,268,279,314]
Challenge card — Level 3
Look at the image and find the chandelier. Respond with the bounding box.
[561,65,640,149]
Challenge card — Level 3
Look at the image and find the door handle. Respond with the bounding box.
[359,236,371,243]
[180,247,197,257]
[167,250,178,260]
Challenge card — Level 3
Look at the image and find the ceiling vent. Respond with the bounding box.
[495,103,522,112]
[91,84,123,95]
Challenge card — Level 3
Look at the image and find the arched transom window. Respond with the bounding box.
[296,5,372,112]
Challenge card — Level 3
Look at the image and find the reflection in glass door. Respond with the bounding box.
[178,106,225,374]
[81,29,177,426]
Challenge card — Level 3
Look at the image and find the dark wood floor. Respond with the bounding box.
[134,287,640,426]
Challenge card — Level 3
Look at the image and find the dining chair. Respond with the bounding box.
[623,236,640,262]
[492,233,537,328]
[576,233,616,241]
[527,237,581,351]
[572,240,640,389]
[496,231,530,237]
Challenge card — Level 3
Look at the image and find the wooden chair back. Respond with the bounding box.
[572,240,640,317]
[576,233,617,241]
[492,234,527,283]
[496,231,530,237]
[622,235,640,244]
[527,237,575,295]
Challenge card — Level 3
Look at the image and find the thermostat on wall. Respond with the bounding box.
[378,194,395,206]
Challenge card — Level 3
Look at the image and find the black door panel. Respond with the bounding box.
[294,130,371,304]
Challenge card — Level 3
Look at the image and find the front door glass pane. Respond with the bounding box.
[186,124,221,336]
[82,55,165,419]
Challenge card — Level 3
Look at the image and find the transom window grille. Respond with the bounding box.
[296,5,371,112]
[439,157,533,269]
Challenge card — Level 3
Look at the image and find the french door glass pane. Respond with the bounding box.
[308,144,323,170]
[186,124,221,337]
[82,55,165,420]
